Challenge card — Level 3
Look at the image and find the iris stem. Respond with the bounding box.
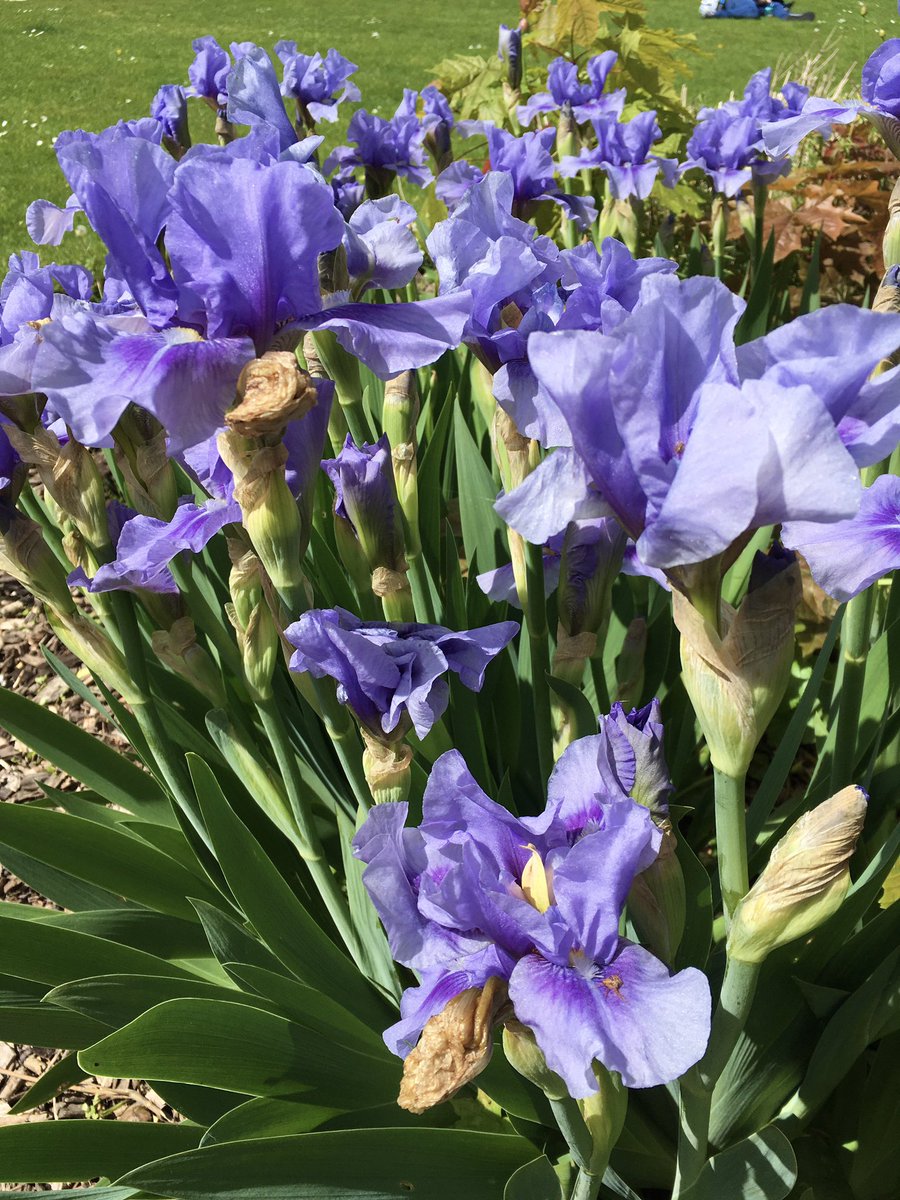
[407,551,437,624]
[570,1168,602,1200]
[831,585,875,791]
[107,590,208,845]
[524,538,554,785]
[257,695,365,964]
[550,1097,593,1172]
[673,958,761,1197]
[714,767,749,928]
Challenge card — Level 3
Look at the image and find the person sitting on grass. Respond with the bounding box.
[699,0,815,19]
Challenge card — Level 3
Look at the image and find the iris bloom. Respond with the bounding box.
[517,53,625,127]
[353,730,711,1097]
[763,40,900,158]
[427,173,674,444]
[560,111,679,201]
[274,42,360,127]
[23,51,469,452]
[783,474,900,602]
[497,276,900,571]
[286,608,518,741]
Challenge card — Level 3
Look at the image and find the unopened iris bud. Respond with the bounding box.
[728,787,867,965]
[323,435,413,620]
[150,84,191,159]
[552,518,626,752]
[498,22,524,92]
[627,824,686,964]
[580,1064,628,1179]
[673,549,801,778]
[502,1019,568,1100]
[219,431,306,617]
[361,731,413,804]
[152,616,226,708]
[113,410,179,519]
[382,371,421,556]
[227,544,280,701]
[557,101,578,161]
[47,609,143,705]
[883,179,900,271]
[711,194,728,266]
[0,513,75,613]
[5,426,109,552]
[398,979,509,1113]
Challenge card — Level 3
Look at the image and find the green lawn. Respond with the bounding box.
[0,0,894,268]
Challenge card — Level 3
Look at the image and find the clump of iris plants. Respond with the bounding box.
[0,11,898,1200]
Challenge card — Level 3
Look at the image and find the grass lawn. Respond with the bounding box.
[0,0,895,266]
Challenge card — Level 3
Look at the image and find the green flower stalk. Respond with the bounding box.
[226,542,281,702]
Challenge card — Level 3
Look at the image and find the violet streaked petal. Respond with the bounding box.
[32,310,254,450]
[545,729,636,836]
[509,942,710,1094]
[783,474,900,602]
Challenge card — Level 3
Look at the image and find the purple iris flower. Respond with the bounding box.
[783,474,900,602]
[353,735,711,1095]
[324,99,433,191]
[453,125,596,229]
[685,70,816,195]
[518,53,626,127]
[685,110,762,197]
[395,87,455,167]
[343,197,423,294]
[67,498,229,595]
[150,85,191,157]
[186,35,233,112]
[285,608,518,741]
[428,175,675,444]
[30,131,470,449]
[496,274,900,570]
[274,42,360,126]
[331,166,366,219]
[560,111,678,201]
[0,252,94,398]
[762,41,900,158]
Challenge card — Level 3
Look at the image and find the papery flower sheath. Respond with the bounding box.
[353,734,711,1096]
[285,608,518,740]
